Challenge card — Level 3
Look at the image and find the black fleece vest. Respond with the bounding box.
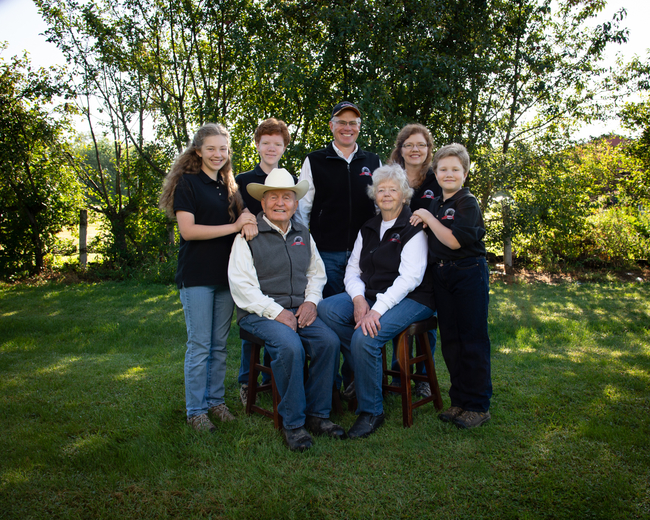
[359,206,434,310]
[307,142,380,252]
[236,215,312,323]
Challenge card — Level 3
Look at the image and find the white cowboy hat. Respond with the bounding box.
[246,168,309,201]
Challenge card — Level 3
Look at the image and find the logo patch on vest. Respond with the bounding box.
[421,189,435,199]
[442,208,455,221]
[359,167,372,177]
[291,236,306,246]
[389,233,401,243]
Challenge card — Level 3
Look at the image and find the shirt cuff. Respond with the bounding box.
[371,301,389,316]
[262,302,284,320]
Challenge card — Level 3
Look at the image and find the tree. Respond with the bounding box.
[33,0,632,271]
[0,50,83,275]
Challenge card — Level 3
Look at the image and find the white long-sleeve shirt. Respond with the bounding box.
[344,218,428,316]
[228,216,327,320]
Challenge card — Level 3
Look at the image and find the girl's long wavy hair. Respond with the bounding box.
[159,123,243,221]
[388,123,434,189]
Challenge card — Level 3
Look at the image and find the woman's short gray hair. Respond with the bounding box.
[367,163,414,205]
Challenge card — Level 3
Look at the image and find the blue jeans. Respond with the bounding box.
[238,339,271,385]
[179,285,234,418]
[239,310,340,429]
[319,250,351,298]
[319,250,353,389]
[318,293,434,416]
[433,256,492,412]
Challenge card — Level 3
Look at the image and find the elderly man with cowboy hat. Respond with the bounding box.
[228,168,345,451]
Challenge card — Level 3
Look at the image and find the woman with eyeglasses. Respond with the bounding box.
[389,124,441,212]
[387,124,441,398]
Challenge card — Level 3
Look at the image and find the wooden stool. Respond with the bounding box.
[382,315,444,427]
[239,328,323,429]
[240,328,283,429]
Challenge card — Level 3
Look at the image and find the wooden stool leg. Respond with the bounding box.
[246,342,261,415]
[397,330,414,427]
[419,332,443,411]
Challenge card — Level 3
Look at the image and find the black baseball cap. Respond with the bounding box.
[331,101,361,118]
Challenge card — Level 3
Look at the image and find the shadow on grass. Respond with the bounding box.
[1,281,649,519]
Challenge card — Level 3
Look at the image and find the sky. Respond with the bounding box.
[1,0,649,139]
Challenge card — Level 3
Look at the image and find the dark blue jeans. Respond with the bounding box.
[319,250,352,298]
[239,311,340,429]
[319,250,353,389]
[319,293,434,415]
[433,256,492,413]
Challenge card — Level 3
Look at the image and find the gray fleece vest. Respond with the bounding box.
[236,215,312,323]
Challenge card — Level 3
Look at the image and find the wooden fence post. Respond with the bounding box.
[79,209,88,268]
[167,222,175,246]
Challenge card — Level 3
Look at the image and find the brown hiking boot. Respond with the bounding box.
[439,406,464,423]
[209,403,235,422]
[187,413,216,432]
[453,410,491,429]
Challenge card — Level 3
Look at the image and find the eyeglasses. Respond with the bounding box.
[332,119,360,128]
[402,143,428,150]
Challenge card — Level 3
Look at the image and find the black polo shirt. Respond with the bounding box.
[427,188,486,261]
[174,171,237,288]
[410,167,442,212]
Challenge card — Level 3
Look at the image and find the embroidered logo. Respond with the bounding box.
[359,167,372,177]
[421,189,435,199]
[291,236,306,246]
[389,233,401,243]
[442,208,455,221]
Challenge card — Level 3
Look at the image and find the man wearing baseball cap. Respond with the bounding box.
[296,101,381,298]
[228,168,345,452]
[296,101,381,397]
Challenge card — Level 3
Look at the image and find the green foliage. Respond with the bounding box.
[30,0,638,274]
[0,50,84,277]
[583,206,650,265]
[480,135,649,268]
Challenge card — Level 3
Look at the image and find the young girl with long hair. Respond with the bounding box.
[160,123,257,432]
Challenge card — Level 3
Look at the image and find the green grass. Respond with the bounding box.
[1,280,649,519]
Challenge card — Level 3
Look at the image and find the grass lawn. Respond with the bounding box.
[1,280,649,519]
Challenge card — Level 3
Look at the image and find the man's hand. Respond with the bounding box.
[352,295,370,325]
[354,309,382,338]
[295,302,317,329]
[275,309,298,331]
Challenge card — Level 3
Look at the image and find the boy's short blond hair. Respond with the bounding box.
[432,143,470,174]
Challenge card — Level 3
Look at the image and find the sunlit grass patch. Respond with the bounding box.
[1,281,649,519]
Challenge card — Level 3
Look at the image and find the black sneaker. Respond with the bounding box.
[347,412,385,439]
[341,381,356,401]
[414,381,432,398]
[305,416,347,440]
[283,426,313,452]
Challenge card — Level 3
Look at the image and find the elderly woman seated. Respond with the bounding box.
[318,163,434,439]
